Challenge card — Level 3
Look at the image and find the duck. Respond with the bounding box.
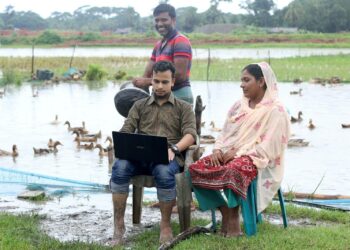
[76,141,94,150]
[33,147,50,155]
[310,77,326,84]
[328,76,341,84]
[32,88,39,97]
[33,141,63,155]
[293,78,302,84]
[341,124,350,128]
[84,130,102,139]
[0,145,18,157]
[308,119,315,130]
[73,131,98,143]
[104,136,114,150]
[289,88,302,95]
[94,144,109,156]
[50,115,60,125]
[47,138,54,148]
[64,121,88,134]
[200,134,216,144]
[47,139,62,149]
[290,111,303,123]
[0,88,5,98]
[288,139,309,147]
[209,121,222,132]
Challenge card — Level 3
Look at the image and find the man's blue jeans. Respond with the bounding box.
[110,159,180,202]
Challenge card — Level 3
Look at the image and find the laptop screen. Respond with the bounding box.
[112,131,169,164]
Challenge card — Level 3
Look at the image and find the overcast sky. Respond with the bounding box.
[0,0,293,18]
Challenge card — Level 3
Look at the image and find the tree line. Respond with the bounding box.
[0,0,349,33]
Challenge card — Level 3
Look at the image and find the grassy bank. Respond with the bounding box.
[1,203,349,250]
[2,31,350,48]
[1,54,349,84]
[131,203,350,250]
[0,213,114,250]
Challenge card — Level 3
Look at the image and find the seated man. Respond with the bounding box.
[110,60,197,245]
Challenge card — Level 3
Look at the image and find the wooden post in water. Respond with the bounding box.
[206,48,211,82]
[31,42,35,77]
[194,95,205,136]
[69,44,77,69]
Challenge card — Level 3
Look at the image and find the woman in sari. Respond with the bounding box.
[189,62,290,237]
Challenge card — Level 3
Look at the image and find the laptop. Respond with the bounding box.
[112,131,169,164]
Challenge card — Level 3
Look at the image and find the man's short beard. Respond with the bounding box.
[155,92,171,100]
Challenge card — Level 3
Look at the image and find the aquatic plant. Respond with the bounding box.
[0,67,22,86]
[85,64,108,81]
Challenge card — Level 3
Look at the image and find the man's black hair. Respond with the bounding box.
[153,3,176,18]
[153,61,176,78]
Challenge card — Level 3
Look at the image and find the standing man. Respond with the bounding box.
[111,61,197,245]
[133,3,194,104]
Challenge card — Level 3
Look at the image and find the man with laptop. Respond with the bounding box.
[110,60,197,245]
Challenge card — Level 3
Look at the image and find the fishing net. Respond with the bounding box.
[0,167,108,196]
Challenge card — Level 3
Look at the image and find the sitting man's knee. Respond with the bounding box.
[110,159,134,193]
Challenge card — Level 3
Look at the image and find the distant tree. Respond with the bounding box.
[202,5,227,24]
[176,7,200,32]
[2,5,15,28]
[284,0,305,27]
[283,0,350,32]
[11,11,47,30]
[210,0,232,7]
[240,0,275,26]
[0,18,4,29]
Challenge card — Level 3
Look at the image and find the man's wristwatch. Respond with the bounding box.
[169,144,180,155]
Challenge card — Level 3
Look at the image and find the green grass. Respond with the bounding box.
[130,204,350,250]
[1,54,349,84]
[1,204,350,250]
[3,31,350,48]
[0,212,115,250]
[266,203,350,224]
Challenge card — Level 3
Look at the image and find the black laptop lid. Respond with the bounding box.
[112,131,169,165]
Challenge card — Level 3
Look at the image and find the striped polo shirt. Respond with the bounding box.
[151,29,192,91]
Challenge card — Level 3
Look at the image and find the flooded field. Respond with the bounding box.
[1,81,350,194]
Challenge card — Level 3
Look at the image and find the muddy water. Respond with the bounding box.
[1,47,350,59]
[1,81,350,244]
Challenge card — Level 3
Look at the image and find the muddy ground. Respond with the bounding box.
[0,192,321,248]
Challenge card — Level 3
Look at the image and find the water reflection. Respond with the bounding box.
[0,81,350,196]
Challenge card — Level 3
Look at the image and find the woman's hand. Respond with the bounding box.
[222,148,237,164]
[211,149,223,166]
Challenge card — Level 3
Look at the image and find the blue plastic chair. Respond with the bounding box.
[210,179,288,236]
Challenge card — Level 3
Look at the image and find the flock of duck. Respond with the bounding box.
[199,81,350,148]
[0,115,113,159]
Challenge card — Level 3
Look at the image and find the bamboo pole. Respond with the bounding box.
[69,44,77,68]
[206,48,211,82]
[284,192,350,200]
[31,42,35,76]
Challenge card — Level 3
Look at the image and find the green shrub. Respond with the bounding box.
[0,68,22,86]
[0,36,15,45]
[77,32,102,42]
[85,64,107,81]
[36,31,63,44]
